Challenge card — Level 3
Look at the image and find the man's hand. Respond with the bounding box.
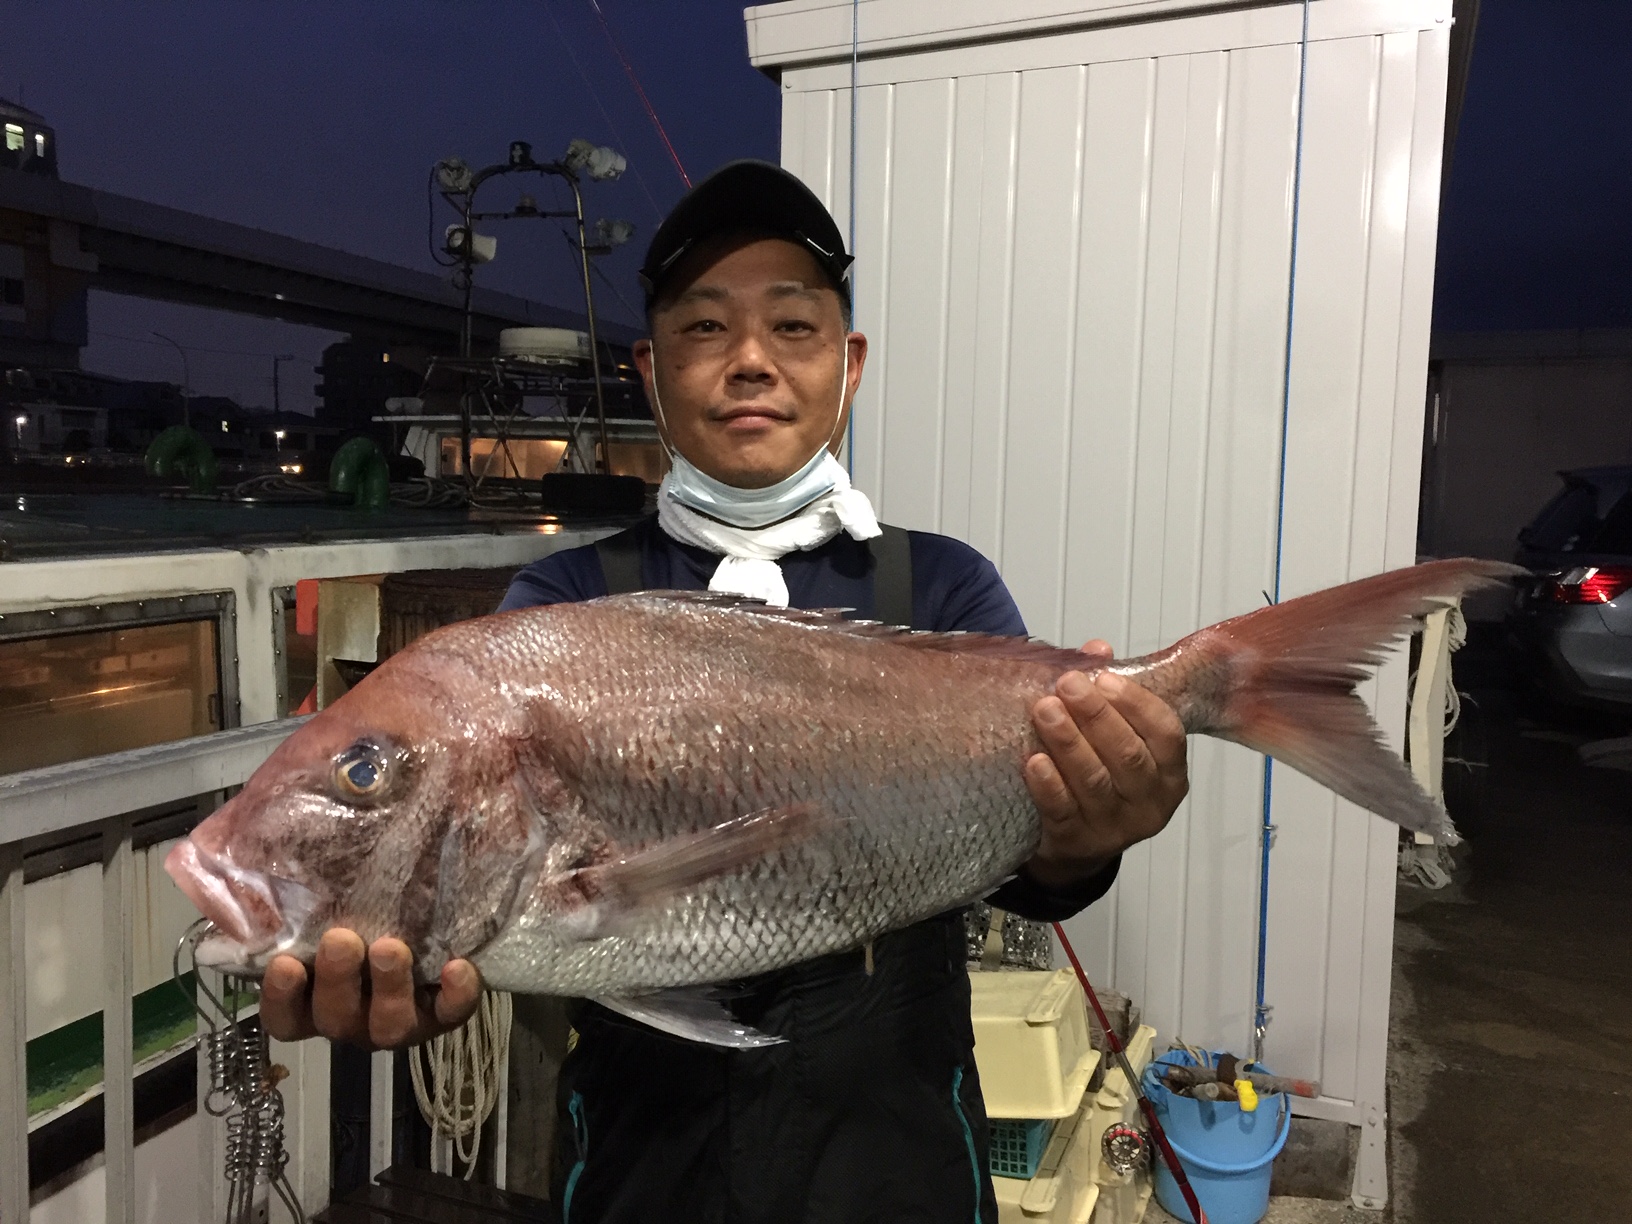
[260,929,483,1049]
[1023,640,1189,890]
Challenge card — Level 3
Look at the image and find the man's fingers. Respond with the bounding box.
[1033,683,1119,813]
[1096,672,1188,774]
[366,938,422,1049]
[434,960,484,1029]
[310,929,369,1043]
[1024,752,1078,826]
[261,955,316,1042]
[1055,672,1155,796]
[1079,639,1114,662]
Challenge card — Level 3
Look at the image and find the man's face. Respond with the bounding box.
[634,235,867,489]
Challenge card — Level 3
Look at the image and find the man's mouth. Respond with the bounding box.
[714,406,792,427]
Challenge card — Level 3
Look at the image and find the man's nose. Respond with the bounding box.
[725,329,776,383]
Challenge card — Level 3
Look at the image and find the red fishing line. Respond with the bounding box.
[584,0,691,188]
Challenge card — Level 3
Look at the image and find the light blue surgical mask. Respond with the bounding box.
[650,343,850,530]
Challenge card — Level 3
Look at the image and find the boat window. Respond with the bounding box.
[441,436,569,480]
[4,124,23,152]
[0,619,221,775]
[277,590,318,717]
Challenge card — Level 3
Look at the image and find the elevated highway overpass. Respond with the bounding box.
[0,166,638,356]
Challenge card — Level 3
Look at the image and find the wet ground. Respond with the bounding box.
[1150,627,1632,1223]
[1388,630,1632,1223]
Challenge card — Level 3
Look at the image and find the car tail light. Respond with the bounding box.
[1548,566,1632,605]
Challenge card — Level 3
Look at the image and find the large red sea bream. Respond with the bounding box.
[166,559,1516,1044]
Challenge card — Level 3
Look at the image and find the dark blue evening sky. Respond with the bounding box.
[1434,0,1632,332]
[3,0,1625,408]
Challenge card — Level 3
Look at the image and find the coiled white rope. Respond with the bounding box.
[409,990,513,1178]
[1442,604,1468,735]
[1400,605,1472,890]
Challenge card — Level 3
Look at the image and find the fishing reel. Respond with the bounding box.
[1101,1123,1152,1176]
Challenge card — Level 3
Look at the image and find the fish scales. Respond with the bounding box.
[475,596,1055,995]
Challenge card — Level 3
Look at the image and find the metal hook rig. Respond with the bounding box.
[175,919,306,1224]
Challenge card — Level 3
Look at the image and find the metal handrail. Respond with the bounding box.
[0,718,305,1224]
[0,718,306,846]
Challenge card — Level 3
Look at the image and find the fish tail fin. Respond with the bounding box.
[1174,558,1522,843]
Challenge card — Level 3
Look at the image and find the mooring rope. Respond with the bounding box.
[409,990,514,1178]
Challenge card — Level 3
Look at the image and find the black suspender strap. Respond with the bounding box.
[870,524,913,629]
[595,527,645,596]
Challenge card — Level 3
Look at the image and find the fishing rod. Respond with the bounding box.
[1052,922,1208,1224]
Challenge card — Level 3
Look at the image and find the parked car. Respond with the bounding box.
[1507,465,1632,713]
[1514,464,1632,571]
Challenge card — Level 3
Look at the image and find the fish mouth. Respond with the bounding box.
[164,839,317,964]
[190,929,274,978]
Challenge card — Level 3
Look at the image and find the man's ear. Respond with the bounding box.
[843,331,868,400]
[629,341,669,450]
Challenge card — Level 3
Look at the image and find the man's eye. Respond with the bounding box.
[685,319,724,334]
[775,319,816,334]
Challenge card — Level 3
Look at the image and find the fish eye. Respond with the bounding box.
[334,745,388,800]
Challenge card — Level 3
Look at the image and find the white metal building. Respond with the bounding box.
[747,0,1459,1202]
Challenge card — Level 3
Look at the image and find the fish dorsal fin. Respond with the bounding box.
[600,590,848,619]
[603,591,1098,671]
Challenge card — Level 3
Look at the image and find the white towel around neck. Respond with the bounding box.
[655,467,881,607]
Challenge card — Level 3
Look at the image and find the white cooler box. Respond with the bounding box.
[974,969,1157,1224]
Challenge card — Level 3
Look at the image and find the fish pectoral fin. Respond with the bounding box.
[564,802,826,935]
[594,990,784,1049]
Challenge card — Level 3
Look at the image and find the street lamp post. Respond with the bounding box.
[272,354,296,418]
[151,332,192,428]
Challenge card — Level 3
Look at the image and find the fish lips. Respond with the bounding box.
[165,838,320,970]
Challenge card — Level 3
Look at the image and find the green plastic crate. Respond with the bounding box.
[989,1117,1055,1179]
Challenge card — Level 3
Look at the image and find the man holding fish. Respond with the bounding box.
[259,161,1191,1219]
[197,161,1498,1220]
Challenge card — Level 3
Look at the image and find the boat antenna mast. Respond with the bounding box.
[432,139,633,480]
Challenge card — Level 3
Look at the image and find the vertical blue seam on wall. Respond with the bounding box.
[1256,0,1314,1063]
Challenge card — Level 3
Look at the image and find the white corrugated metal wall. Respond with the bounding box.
[749,0,1452,1191]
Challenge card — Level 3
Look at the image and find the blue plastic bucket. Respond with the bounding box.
[1142,1050,1291,1224]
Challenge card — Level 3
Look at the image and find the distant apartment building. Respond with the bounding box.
[0,99,90,371]
[315,340,419,432]
[0,99,58,178]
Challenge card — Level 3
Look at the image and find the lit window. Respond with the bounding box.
[220,421,229,433]
[4,125,22,152]
[34,133,45,158]
[382,353,390,363]
[0,619,222,774]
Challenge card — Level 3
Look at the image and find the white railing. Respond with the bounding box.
[0,720,300,1224]
[0,527,608,1221]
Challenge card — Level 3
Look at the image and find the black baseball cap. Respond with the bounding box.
[638,159,853,309]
